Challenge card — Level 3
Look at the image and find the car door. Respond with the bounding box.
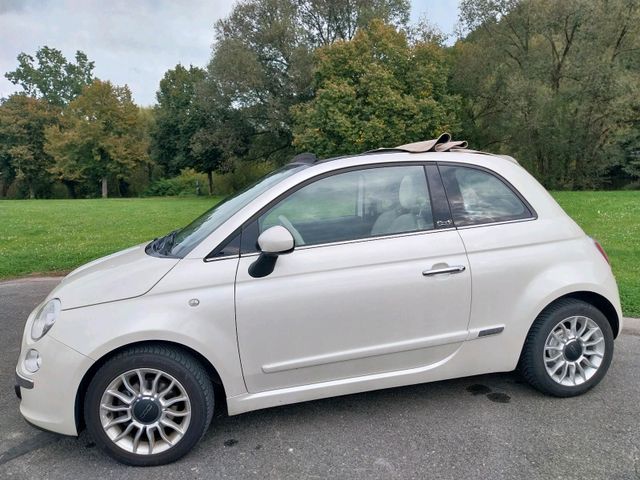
[234,164,472,393]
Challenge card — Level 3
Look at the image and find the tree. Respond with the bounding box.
[296,0,410,46]
[0,95,57,198]
[196,0,412,168]
[45,80,149,198]
[5,47,95,107]
[291,20,460,157]
[451,0,640,188]
[151,65,205,173]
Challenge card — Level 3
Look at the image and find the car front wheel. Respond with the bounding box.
[84,344,214,466]
[520,298,614,397]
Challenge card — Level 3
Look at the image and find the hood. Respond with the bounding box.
[49,243,180,310]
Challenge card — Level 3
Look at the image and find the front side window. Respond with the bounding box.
[166,164,307,257]
[257,165,434,246]
[439,165,532,226]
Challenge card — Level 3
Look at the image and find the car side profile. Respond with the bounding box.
[15,135,621,466]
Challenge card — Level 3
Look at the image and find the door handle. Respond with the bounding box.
[422,265,466,276]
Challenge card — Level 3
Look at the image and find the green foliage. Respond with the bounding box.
[212,161,277,195]
[4,47,94,107]
[151,65,213,177]
[0,95,57,198]
[143,168,209,197]
[45,80,150,198]
[291,20,460,157]
[195,0,412,168]
[452,0,640,189]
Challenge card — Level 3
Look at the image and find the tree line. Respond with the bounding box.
[1,0,639,199]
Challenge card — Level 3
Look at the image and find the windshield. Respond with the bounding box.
[162,164,307,257]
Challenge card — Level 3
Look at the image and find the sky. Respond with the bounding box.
[0,0,460,106]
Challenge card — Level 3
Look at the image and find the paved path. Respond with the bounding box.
[1,278,639,479]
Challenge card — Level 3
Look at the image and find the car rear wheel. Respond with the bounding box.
[520,298,614,397]
[84,344,214,466]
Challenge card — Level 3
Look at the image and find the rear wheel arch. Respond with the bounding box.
[74,340,227,433]
[518,290,620,367]
[556,291,620,338]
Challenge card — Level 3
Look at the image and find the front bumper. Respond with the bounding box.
[15,333,94,436]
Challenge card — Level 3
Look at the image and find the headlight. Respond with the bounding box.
[31,299,61,341]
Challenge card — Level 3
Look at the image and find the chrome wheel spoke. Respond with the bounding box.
[122,374,138,396]
[577,317,589,336]
[568,364,576,385]
[165,408,190,417]
[160,417,185,435]
[113,422,135,442]
[569,317,578,336]
[151,372,162,394]
[106,389,134,405]
[584,337,604,348]
[162,396,187,408]
[581,328,598,342]
[104,414,131,429]
[146,426,156,454]
[132,425,144,453]
[99,368,191,456]
[545,352,563,362]
[101,403,129,413]
[157,424,174,444]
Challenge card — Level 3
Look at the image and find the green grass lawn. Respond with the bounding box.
[0,192,638,316]
[552,191,640,318]
[0,197,217,279]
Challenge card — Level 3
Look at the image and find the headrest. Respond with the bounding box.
[399,175,418,210]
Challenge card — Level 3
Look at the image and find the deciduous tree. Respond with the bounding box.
[0,95,57,198]
[45,80,148,198]
[451,0,640,188]
[291,20,460,157]
[5,47,95,107]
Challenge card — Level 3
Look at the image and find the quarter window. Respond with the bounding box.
[439,165,532,226]
[257,166,434,246]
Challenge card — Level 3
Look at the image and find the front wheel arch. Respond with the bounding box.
[74,340,226,434]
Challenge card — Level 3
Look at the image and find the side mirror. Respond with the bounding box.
[248,226,295,278]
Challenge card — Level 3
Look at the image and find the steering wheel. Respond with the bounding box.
[278,215,305,246]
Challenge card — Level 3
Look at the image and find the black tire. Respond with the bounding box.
[520,298,614,397]
[84,344,214,466]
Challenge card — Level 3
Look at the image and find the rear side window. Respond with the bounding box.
[439,165,533,226]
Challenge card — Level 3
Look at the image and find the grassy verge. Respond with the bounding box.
[0,192,638,316]
[552,191,639,318]
[0,197,217,279]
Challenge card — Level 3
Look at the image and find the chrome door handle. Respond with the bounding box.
[422,265,466,276]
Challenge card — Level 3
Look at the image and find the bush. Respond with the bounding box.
[143,168,209,196]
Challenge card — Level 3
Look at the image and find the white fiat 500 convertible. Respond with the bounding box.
[15,135,621,465]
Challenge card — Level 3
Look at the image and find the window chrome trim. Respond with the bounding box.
[239,227,456,258]
[455,216,538,230]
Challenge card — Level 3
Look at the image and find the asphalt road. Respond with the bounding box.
[1,278,639,480]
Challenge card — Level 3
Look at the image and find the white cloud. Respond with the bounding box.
[0,0,460,106]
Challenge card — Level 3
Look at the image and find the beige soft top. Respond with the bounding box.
[393,132,468,152]
[368,132,467,154]
[369,133,518,164]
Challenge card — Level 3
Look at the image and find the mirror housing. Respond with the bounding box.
[257,225,295,255]
[249,226,295,278]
